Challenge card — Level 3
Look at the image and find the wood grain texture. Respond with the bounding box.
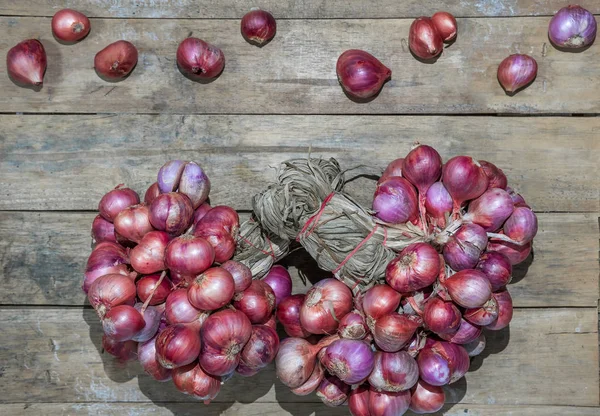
[3,402,600,416]
[0,211,597,307]
[2,0,597,18]
[1,114,598,212]
[0,307,596,406]
[1,17,599,114]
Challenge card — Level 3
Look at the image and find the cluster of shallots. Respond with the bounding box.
[274,144,537,415]
[83,159,290,403]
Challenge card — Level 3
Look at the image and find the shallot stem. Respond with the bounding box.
[142,271,167,313]
[486,232,525,246]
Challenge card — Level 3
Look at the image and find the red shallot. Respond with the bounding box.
[155,323,201,369]
[277,294,311,338]
[300,278,353,334]
[241,9,277,46]
[6,39,47,86]
[177,38,225,79]
[188,267,235,311]
[431,12,457,42]
[130,231,170,275]
[409,17,443,60]
[368,350,419,392]
[52,9,90,42]
[262,265,293,306]
[386,243,440,292]
[497,54,537,94]
[336,49,391,100]
[94,41,138,79]
[98,186,140,222]
[233,280,275,324]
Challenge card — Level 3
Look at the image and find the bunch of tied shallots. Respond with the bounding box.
[273,145,537,415]
[83,160,292,403]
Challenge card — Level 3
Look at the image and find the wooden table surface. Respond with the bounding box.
[0,1,598,415]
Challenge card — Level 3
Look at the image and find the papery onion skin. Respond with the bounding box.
[487,238,531,265]
[409,17,444,60]
[200,309,253,376]
[402,145,443,195]
[497,54,537,94]
[463,296,499,326]
[417,348,451,386]
[439,318,482,344]
[179,162,211,209]
[149,192,194,236]
[132,303,162,342]
[98,186,140,222]
[291,362,325,396]
[277,294,311,338]
[165,235,215,277]
[52,9,90,42]
[177,37,225,79]
[88,273,136,319]
[464,188,514,232]
[94,40,138,79]
[102,334,137,362]
[165,289,210,331]
[443,269,492,309]
[6,39,47,86]
[485,290,513,330]
[130,231,170,275]
[275,337,317,388]
[157,160,186,193]
[83,242,129,293]
[386,243,440,292]
[431,11,457,42]
[464,333,486,357]
[317,375,350,407]
[442,223,488,271]
[372,313,421,352]
[409,379,445,414]
[321,339,375,384]
[113,204,154,244]
[423,297,461,335]
[155,324,201,369]
[380,158,404,182]
[197,206,239,238]
[233,280,276,324]
[479,160,508,190]
[549,5,597,49]
[172,362,221,402]
[241,9,277,45]
[138,336,172,381]
[144,182,161,205]
[503,206,538,244]
[338,311,368,340]
[102,304,145,342]
[91,215,117,244]
[237,325,280,375]
[262,265,293,306]
[221,260,253,293]
[194,225,236,263]
[373,176,418,224]
[300,278,353,334]
[349,384,371,416]
[368,350,419,392]
[430,340,470,383]
[476,251,513,291]
[188,267,235,311]
[368,387,411,416]
[442,156,489,210]
[336,49,392,99]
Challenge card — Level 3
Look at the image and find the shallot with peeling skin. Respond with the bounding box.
[6,39,47,86]
[487,237,532,265]
[157,160,186,193]
[485,290,513,330]
[336,49,392,100]
[177,37,225,80]
[98,186,140,222]
[300,278,353,334]
[138,337,172,381]
[88,273,136,319]
[338,310,368,340]
[373,176,419,224]
[179,162,211,209]
[409,380,445,414]
[479,160,508,190]
[442,223,488,271]
[290,362,325,396]
[241,9,277,46]
[94,40,138,80]
[317,375,350,407]
[432,11,457,42]
[386,242,440,292]
[130,231,170,275]
[172,362,221,403]
[372,313,421,352]
[149,192,194,235]
[549,5,597,49]
[368,350,419,392]
[463,296,499,326]
[497,54,538,94]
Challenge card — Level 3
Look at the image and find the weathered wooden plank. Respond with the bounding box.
[0,308,596,406]
[3,0,600,18]
[3,402,600,416]
[1,17,599,114]
[1,115,597,212]
[0,211,597,307]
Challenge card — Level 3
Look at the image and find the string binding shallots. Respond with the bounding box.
[234,157,424,293]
